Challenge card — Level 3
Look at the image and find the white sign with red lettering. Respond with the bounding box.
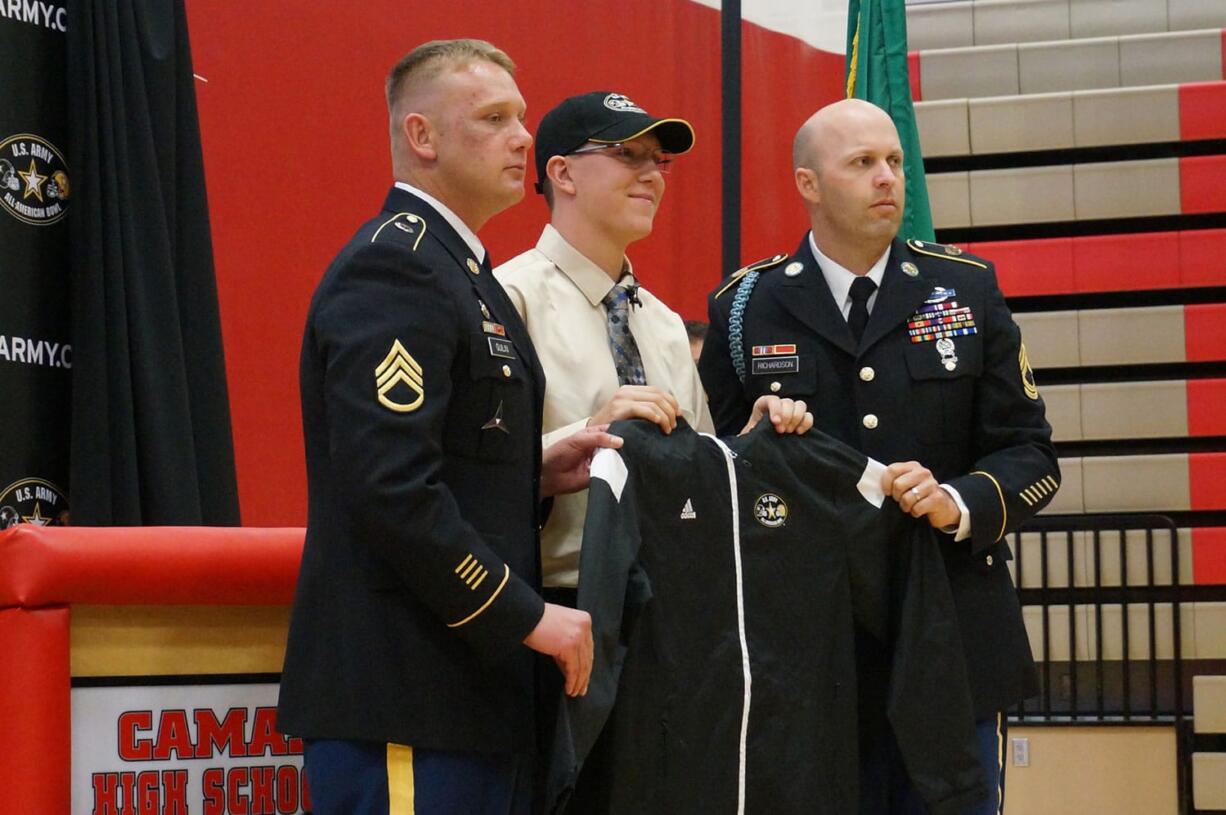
[71,683,309,815]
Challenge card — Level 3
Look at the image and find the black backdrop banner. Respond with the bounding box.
[66,0,239,525]
[0,5,73,528]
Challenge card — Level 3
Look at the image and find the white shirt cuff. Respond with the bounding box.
[542,417,592,451]
[939,484,971,542]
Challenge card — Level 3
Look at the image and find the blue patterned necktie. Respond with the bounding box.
[602,284,646,386]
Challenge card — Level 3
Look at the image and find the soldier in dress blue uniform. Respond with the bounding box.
[277,39,619,815]
[698,99,1060,815]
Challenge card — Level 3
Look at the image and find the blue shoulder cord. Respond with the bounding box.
[727,270,762,385]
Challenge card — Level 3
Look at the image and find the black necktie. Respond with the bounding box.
[848,276,877,344]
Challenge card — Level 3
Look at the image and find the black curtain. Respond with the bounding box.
[66,0,239,525]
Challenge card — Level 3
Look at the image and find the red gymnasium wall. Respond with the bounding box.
[185,0,844,525]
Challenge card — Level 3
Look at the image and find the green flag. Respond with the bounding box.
[845,0,935,242]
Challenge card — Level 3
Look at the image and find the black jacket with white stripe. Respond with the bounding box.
[548,419,986,815]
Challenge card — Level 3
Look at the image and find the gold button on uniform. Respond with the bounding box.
[502,365,512,377]
[862,414,878,429]
[985,554,994,567]
[770,381,781,393]
[859,366,875,382]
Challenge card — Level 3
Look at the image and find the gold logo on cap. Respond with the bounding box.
[375,339,425,412]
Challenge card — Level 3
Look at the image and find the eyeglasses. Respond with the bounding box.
[567,142,674,174]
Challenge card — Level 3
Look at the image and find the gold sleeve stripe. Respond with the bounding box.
[464,567,486,587]
[460,560,480,580]
[470,569,489,591]
[454,554,473,575]
[387,743,414,814]
[1044,475,1059,491]
[971,470,1008,542]
[447,564,510,628]
[1021,491,1035,507]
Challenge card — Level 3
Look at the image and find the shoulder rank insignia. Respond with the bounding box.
[371,212,426,250]
[375,339,424,412]
[715,253,789,299]
[906,239,987,270]
[1019,342,1039,400]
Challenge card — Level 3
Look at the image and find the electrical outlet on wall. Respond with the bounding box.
[1012,736,1030,767]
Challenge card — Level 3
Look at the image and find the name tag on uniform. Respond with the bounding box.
[487,337,516,359]
[751,356,799,375]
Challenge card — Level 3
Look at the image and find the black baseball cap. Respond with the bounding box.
[533,91,695,193]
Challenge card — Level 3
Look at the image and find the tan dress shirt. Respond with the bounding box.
[495,224,715,587]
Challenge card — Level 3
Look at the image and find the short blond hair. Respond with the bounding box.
[385,39,516,112]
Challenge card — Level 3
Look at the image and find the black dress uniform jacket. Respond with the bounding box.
[278,187,548,754]
[698,235,1057,718]
[549,420,984,815]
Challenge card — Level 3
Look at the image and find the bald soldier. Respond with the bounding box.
[698,99,1059,815]
[278,40,620,814]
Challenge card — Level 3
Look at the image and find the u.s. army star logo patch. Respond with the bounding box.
[754,493,788,528]
[375,339,424,412]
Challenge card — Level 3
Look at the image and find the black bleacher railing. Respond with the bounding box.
[1008,513,1196,812]
[1011,514,1184,720]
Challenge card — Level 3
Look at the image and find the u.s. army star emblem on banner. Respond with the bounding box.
[375,339,424,412]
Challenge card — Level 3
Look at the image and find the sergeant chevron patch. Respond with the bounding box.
[375,339,424,413]
[1020,343,1039,400]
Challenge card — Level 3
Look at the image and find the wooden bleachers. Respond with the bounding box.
[1013,304,1226,367]
[927,155,1226,228]
[1044,453,1226,513]
[1193,675,1226,810]
[907,0,1226,51]
[917,80,1226,156]
[1042,380,1226,441]
[971,229,1226,296]
[913,28,1224,100]
[908,0,1226,809]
